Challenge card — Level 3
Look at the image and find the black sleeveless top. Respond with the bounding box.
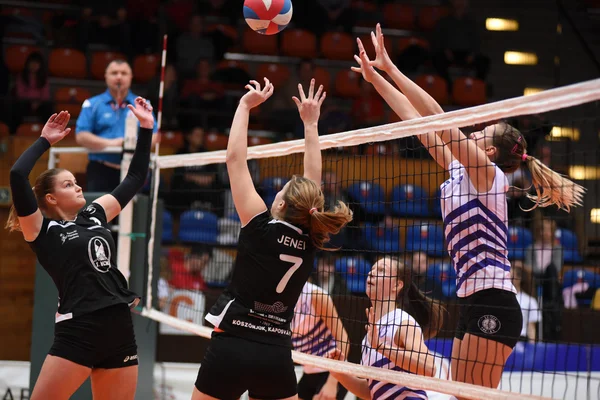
[206,211,316,347]
[29,203,139,322]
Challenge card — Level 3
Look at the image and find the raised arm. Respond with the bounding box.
[292,79,326,184]
[8,112,72,241]
[352,46,453,170]
[325,349,372,400]
[226,79,274,226]
[95,97,154,222]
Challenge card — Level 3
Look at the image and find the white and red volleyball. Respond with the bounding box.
[243,0,293,35]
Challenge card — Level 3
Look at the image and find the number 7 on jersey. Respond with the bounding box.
[276,254,304,294]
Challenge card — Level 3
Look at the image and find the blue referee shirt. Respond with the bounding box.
[75,90,158,164]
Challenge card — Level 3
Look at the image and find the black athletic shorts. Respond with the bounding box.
[298,371,347,400]
[455,288,523,348]
[49,303,138,369]
[195,331,297,400]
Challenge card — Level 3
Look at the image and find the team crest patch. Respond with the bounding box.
[478,315,501,334]
[88,236,111,273]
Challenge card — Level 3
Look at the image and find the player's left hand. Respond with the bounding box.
[127,97,154,129]
[351,43,378,84]
[293,78,326,126]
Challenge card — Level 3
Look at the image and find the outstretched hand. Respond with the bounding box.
[127,97,154,129]
[292,78,326,126]
[240,78,274,109]
[351,43,379,83]
[41,111,71,145]
[369,23,393,72]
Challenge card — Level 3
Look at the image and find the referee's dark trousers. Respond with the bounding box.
[86,161,122,193]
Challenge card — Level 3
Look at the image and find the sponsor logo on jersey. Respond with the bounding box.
[88,236,111,273]
[89,217,102,226]
[123,354,138,363]
[253,301,288,314]
[478,314,501,334]
[59,231,79,244]
[84,205,96,214]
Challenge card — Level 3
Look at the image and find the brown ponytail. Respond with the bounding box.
[489,122,585,212]
[391,258,445,340]
[282,175,353,251]
[5,168,65,232]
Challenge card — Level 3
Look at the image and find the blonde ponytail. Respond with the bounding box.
[524,155,586,212]
[5,205,22,232]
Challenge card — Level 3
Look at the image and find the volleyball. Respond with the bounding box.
[243,0,293,35]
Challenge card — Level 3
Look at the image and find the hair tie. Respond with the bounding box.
[309,207,317,215]
[522,153,528,162]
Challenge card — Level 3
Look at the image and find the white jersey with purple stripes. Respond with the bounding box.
[361,309,428,400]
[291,282,337,374]
[440,160,517,298]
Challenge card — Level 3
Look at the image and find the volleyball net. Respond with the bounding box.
[142,78,600,400]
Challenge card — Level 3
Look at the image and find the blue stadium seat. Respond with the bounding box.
[346,181,386,216]
[556,228,584,263]
[562,269,599,289]
[405,224,445,257]
[432,188,442,217]
[179,210,219,244]
[425,262,457,298]
[335,256,371,294]
[361,223,402,252]
[162,210,174,242]
[391,184,430,217]
[262,177,287,207]
[507,226,533,260]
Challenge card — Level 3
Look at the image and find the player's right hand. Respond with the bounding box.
[240,78,274,109]
[41,111,71,145]
[369,23,394,72]
[325,348,346,361]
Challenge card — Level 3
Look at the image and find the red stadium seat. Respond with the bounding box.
[418,6,449,31]
[0,121,9,137]
[321,32,354,61]
[133,54,160,83]
[48,48,87,79]
[313,67,332,92]
[5,45,40,74]
[204,133,229,151]
[160,131,184,148]
[415,74,448,105]
[256,63,291,87]
[453,77,487,106]
[90,51,127,80]
[397,37,429,54]
[216,59,249,73]
[249,136,273,146]
[16,123,44,137]
[54,87,91,103]
[383,3,416,30]
[281,29,317,58]
[242,28,279,55]
[335,70,361,98]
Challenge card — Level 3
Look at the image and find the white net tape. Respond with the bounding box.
[157,78,600,169]
[144,79,600,400]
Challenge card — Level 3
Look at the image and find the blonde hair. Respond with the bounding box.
[282,175,353,251]
[5,168,65,232]
[489,122,585,212]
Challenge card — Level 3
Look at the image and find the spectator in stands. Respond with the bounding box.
[176,15,215,78]
[431,0,490,88]
[76,60,158,192]
[312,257,348,295]
[525,217,563,340]
[200,247,235,287]
[180,59,226,129]
[512,261,541,343]
[168,245,210,291]
[351,79,385,128]
[200,0,239,25]
[78,0,132,56]
[168,127,223,217]
[14,52,52,126]
[146,65,180,130]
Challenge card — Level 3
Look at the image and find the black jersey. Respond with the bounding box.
[206,210,316,347]
[29,203,140,322]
